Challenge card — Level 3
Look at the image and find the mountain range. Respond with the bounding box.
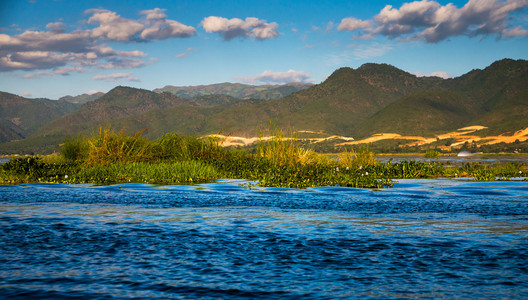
[1,58,527,154]
[58,92,106,105]
[153,82,313,100]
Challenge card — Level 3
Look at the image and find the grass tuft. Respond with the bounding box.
[2,126,526,188]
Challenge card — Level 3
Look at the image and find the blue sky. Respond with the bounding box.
[0,0,527,99]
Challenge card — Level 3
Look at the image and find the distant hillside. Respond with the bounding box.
[354,90,472,137]
[37,64,442,139]
[0,118,24,142]
[186,94,262,107]
[59,92,105,104]
[355,59,528,137]
[154,82,313,100]
[38,86,190,137]
[0,92,80,142]
[256,63,442,135]
[1,58,527,154]
[451,59,528,136]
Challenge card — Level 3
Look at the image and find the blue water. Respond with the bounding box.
[1,179,527,299]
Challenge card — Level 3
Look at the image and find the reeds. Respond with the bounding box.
[250,128,391,188]
[2,126,526,187]
[85,127,152,165]
[337,146,377,170]
[256,127,327,167]
[61,136,88,162]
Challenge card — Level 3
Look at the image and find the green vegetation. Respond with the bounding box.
[424,150,440,159]
[2,59,527,155]
[153,82,313,100]
[58,92,104,104]
[74,161,218,185]
[0,91,80,143]
[0,135,68,155]
[1,128,526,188]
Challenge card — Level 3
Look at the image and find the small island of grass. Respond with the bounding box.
[1,127,526,188]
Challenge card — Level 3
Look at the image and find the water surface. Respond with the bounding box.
[376,154,528,165]
[1,179,527,299]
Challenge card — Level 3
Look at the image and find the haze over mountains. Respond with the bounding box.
[58,92,106,105]
[154,82,313,100]
[0,82,312,144]
[1,58,527,154]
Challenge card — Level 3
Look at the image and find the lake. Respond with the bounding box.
[376,153,528,165]
[1,179,527,299]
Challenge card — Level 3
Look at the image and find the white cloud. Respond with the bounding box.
[92,72,139,81]
[503,25,528,37]
[375,0,440,26]
[85,90,105,95]
[0,30,92,53]
[140,8,168,20]
[24,66,86,78]
[176,48,197,58]
[0,8,196,74]
[338,17,370,31]
[139,8,196,40]
[0,41,146,72]
[45,22,66,33]
[92,46,146,58]
[2,51,71,71]
[429,71,451,79]
[98,58,146,69]
[338,0,528,42]
[92,72,130,80]
[140,19,196,40]
[236,70,312,84]
[201,16,279,41]
[87,9,144,41]
[413,70,452,79]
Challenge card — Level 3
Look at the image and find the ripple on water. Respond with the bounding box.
[0,179,527,299]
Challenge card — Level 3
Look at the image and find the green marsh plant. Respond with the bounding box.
[424,150,440,159]
[2,126,525,188]
[60,136,88,162]
[86,127,153,165]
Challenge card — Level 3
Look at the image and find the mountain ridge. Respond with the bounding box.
[0,91,81,142]
[153,82,313,100]
[59,92,105,104]
[1,58,527,154]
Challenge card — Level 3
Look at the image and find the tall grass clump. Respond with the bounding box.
[86,127,153,165]
[153,133,223,161]
[60,136,88,162]
[250,128,392,188]
[338,146,377,170]
[256,127,324,167]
